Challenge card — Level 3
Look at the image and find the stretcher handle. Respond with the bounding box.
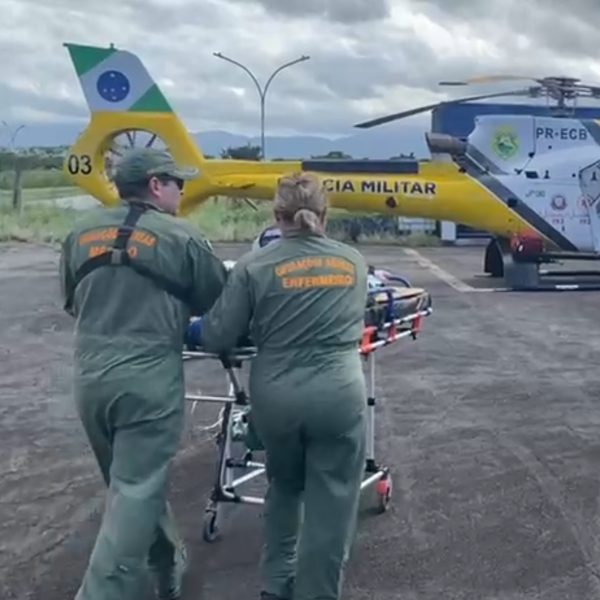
[381,274,411,288]
[367,286,397,323]
[367,266,411,288]
[359,307,431,355]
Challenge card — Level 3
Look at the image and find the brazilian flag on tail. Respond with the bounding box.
[64,43,172,113]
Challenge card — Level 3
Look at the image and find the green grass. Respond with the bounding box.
[184,200,439,245]
[0,186,80,207]
[0,169,71,189]
[0,193,441,247]
[187,199,275,241]
[0,203,79,245]
[0,167,442,246]
[352,230,441,246]
[0,198,274,246]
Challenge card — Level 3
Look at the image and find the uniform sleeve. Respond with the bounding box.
[186,237,229,316]
[58,234,75,316]
[201,261,253,353]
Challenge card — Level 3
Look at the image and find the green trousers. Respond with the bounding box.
[73,370,185,600]
[250,351,367,600]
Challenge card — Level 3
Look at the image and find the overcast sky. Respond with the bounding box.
[2,0,600,139]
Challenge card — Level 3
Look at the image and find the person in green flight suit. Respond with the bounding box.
[59,148,228,600]
[200,172,369,600]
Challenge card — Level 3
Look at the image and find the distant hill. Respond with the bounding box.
[6,122,430,159]
[4,124,85,149]
[195,126,429,159]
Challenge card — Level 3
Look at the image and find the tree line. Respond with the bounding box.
[0,144,417,172]
[219,144,415,161]
[0,151,64,172]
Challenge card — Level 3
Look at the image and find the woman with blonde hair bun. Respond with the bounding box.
[202,171,369,600]
[273,171,327,234]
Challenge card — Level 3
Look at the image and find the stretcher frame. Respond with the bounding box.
[183,297,432,543]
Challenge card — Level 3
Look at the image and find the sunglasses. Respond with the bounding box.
[155,175,185,190]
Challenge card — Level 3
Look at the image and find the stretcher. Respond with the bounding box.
[183,269,432,543]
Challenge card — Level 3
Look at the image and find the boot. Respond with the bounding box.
[154,546,188,600]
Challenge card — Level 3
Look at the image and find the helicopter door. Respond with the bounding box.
[578,160,600,252]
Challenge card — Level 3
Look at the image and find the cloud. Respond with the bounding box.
[2,0,600,145]
[227,0,391,23]
[413,0,600,67]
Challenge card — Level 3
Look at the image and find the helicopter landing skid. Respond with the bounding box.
[505,249,600,291]
[485,238,600,290]
[507,264,600,291]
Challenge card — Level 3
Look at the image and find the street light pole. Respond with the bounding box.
[213,52,310,160]
[2,121,26,152]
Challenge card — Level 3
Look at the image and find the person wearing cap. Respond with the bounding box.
[199,172,369,600]
[59,147,228,600]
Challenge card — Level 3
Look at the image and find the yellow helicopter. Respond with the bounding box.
[63,42,600,290]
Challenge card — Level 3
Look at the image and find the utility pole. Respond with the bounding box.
[213,52,310,160]
[2,121,26,215]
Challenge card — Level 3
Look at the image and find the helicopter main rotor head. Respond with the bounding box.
[354,72,600,129]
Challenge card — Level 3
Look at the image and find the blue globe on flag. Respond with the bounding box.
[97,70,130,103]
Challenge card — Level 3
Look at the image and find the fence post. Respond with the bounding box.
[11,155,23,216]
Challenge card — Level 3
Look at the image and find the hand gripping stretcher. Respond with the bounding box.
[183,268,432,542]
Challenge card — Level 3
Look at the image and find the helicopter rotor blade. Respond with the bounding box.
[440,75,600,99]
[353,88,533,129]
[439,75,539,86]
[354,101,449,128]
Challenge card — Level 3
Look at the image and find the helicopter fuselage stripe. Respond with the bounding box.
[582,120,600,146]
[466,144,506,175]
[462,156,579,251]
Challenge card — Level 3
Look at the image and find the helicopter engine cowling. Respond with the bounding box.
[425,132,467,156]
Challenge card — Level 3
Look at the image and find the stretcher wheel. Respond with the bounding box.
[375,474,393,513]
[202,510,220,543]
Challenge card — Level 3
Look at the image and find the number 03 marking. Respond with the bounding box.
[67,154,92,175]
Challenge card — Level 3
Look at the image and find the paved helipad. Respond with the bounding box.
[2,241,600,599]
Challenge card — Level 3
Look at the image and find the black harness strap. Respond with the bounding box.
[73,202,146,285]
[69,203,192,306]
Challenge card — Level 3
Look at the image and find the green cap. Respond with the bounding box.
[112,147,199,186]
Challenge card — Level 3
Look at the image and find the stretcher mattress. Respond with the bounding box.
[185,284,431,352]
[364,285,431,328]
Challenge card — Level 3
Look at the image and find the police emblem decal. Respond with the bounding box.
[491,126,519,160]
